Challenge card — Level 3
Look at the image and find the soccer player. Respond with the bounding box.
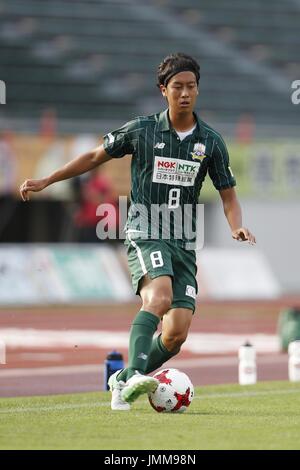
[20,53,256,411]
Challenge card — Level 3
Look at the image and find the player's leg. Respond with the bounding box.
[145,243,197,374]
[110,274,170,410]
[145,307,193,374]
[118,274,172,381]
[120,275,173,403]
[111,240,173,407]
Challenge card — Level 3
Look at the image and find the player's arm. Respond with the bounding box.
[20,144,111,201]
[219,187,256,245]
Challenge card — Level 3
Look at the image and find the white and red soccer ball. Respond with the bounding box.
[148,368,194,413]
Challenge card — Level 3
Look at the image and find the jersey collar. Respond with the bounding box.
[158,109,204,138]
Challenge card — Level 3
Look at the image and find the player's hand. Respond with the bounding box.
[20,178,48,201]
[232,227,256,245]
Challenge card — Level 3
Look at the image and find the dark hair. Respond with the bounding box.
[157,53,200,88]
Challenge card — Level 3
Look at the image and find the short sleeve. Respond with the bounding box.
[208,136,236,190]
[103,122,134,158]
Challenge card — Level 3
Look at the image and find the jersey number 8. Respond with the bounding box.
[168,188,180,209]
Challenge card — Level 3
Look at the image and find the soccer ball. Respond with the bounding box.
[148,368,194,413]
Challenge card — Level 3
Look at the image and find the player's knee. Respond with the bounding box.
[143,292,173,317]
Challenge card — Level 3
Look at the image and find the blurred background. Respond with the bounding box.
[0,0,300,396]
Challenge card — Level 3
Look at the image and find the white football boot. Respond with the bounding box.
[108,370,131,411]
[121,371,159,404]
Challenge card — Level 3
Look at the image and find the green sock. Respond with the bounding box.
[145,334,180,374]
[117,310,160,382]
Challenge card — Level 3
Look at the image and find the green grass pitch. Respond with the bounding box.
[0,381,300,450]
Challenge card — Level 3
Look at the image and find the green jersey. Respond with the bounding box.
[103,109,236,248]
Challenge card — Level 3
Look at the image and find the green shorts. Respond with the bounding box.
[125,238,198,313]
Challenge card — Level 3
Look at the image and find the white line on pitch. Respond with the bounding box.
[0,388,299,415]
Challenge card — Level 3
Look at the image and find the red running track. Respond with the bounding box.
[0,298,297,397]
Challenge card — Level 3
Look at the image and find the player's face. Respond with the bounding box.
[160,71,199,113]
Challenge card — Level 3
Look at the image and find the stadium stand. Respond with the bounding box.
[0,0,299,135]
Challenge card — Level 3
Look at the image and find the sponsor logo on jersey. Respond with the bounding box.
[153,156,200,186]
[191,143,207,161]
[154,142,166,149]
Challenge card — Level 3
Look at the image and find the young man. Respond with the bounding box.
[20,53,256,411]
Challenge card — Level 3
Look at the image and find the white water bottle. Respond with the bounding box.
[288,340,300,382]
[238,342,257,385]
